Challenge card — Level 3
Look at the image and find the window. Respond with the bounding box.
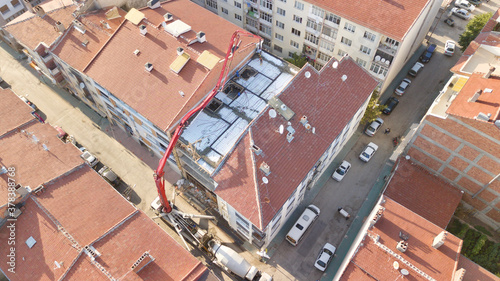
[325,12,340,25]
[260,0,272,9]
[234,1,241,8]
[279,0,286,2]
[340,37,352,46]
[306,19,321,32]
[274,44,283,53]
[385,37,399,48]
[294,1,304,10]
[305,32,319,45]
[235,13,242,21]
[291,28,301,37]
[277,7,285,16]
[275,33,283,41]
[11,0,20,7]
[263,38,271,48]
[363,31,376,42]
[360,45,371,55]
[344,22,355,33]
[260,11,272,23]
[206,0,217,9]
[356,58,367,67]
[271,212,282,235]
[246,17,258,28]
[276,20,284,29]
[293,15,302,23]
[0,5,10,14]
[289,52,295,57]
[318,52,331,62]
[290,40,299,48]
[338,49,347,56]
[320,40,334,51]
[221,7,228,14]
[259,24,271,35]
[322,26,337,39]
[370,63,388,77]
[311,6,324,18]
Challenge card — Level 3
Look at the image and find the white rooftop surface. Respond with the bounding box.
[428,77,459,117]
[461,45,500,75]
[180,52,296,173]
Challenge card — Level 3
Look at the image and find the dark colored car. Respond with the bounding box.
[444,18,455,26]
[420,44,437,63]
[382,97,399,115]
[468,0,481,6]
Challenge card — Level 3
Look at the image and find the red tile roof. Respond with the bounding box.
[384,157,463,228]
[0,199,80,281]
[306,0,431,40]
[446,73,500,121]
[4,0,77,50]
[51,7,127,71]
[214,57,378,228]
[0,88,35,138]
[457,254,500,281]
[84,0,259,131]
[339,197,463,281]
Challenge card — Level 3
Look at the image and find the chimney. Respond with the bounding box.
[164,12,173,22]
[23,0,34,13]
[396,240,408,253]
[145,62,153,72]
[369,206,384,228]
[147,0,160,9]
[33,5,45,17]
[260,162,270,175]
[131,252,155,273]
[468,90,482,102]
[55,21,65,33]
[251,144,262,155]
[100,20,111,29]
[453,268,466,281]
[177,47,184,56]
[139,25,147,36]
[72,20,86,34]
[432,231,447,249]
[483,66,496,79]
[196,31,206,43]
[300,115,308,125]
[0,166,7,175]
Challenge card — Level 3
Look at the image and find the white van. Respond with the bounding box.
[286,204,320,246]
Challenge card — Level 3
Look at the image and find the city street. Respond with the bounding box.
[1,1,498,280]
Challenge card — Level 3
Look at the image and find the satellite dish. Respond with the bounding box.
[401,269,409,276]
[269,109,277,118]
[332,61,338,69]
[405,155,411,160]
[279,124,284,134]
[79,82,85,89]
[305,71,311,78]
[281,104,287,110]
[262,177,268,184]
[393,261,399,270]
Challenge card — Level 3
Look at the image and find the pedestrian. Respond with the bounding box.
[384,128,391,134]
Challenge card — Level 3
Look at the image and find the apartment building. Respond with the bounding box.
[0,0,43,26]
[405,11,500,231]
[193,0,442,91]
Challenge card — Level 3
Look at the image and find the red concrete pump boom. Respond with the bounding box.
[154,31,262,213]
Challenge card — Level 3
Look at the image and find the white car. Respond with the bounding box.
[395,78,412,96]
[365,118,384,137]
[314,243,336,271]
[359,142,378,162]
[332,161,351,181]
[81,151,99,167]
[451,8,471,20]
[455,0,475,11]
[444,40,456,56]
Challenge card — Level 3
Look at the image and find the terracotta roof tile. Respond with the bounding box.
[451,32,500,75]
[457,254,500,281]
[214,57,378,228]
[62,255,109,281]
[384,158,463,228]
[4,0,77,50]
[0,88,35,137]
[306,0,431,40]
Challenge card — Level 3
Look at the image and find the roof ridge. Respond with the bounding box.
[90,209,139,245]
[248,128,264,229]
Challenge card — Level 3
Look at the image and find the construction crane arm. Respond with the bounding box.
[154,30,262,213]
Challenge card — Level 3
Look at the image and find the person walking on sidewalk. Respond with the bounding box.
[384,128,391,134]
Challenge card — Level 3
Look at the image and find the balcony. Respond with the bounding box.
[304,45,317,60]
[247,10,258,19]
[377,42,398,57]
[41,52,53,63]
[49,66,60,76]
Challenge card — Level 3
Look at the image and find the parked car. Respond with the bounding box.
[444,40,456,56]
[365,117,384,136]
[395,78,412,96]
[455,0,475,11]
[359,142,378,162]
[314,243,336,271]
[382,97,399,115]
[20,96,37,110]
[408,62,424,76]
[81,151,99,167]
[332,161,351,181]
[444,17,455,26]
[451,8,471,20]
[420,44,437,63]
[98,166,119,186]
[467,0,481,6]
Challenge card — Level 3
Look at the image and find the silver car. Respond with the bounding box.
[359,142,379,162]
[365,117,384,136]
[332,160,351,181]
[395,78,411,96]
[314,243,336,271]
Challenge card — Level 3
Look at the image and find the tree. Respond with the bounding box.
[458,13,492,52]
[285,52,308,68]
[360,90,386,125]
